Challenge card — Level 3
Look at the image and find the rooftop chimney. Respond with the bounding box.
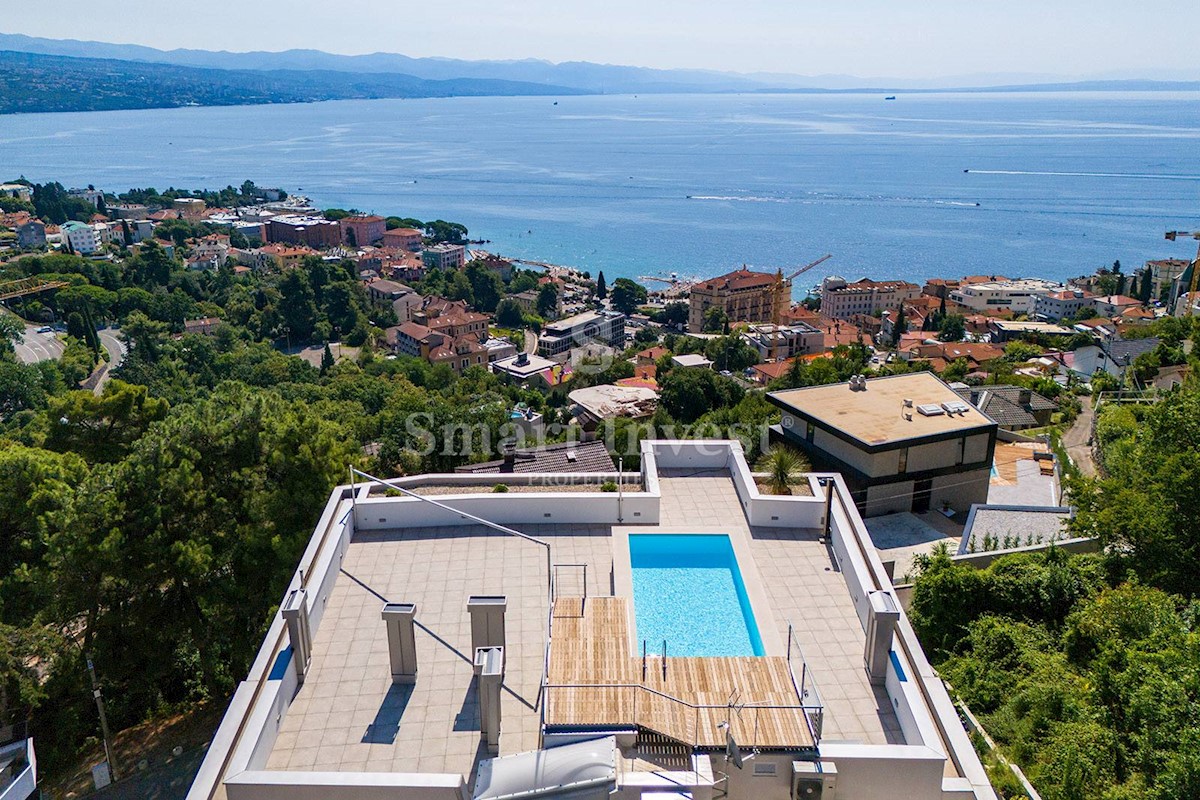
[381,603,418,684]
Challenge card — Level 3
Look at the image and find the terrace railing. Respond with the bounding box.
[786,623,824,743]
[542,682,823,751]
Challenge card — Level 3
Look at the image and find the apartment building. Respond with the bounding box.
[60,221,98,255]
[1032,289,1093,322]
[742,322,824,361]
[770,372,998,517]
[948,278,1063,315]
[266,215,342,248]
[339,215,387,247]
[537,310,625,357]
[421,243,467,270]
[386,321,488,374]
[688,267,788,332]
[381,227,424,251]
[819,277,921,320]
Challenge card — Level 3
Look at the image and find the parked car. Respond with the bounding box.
[36,325,52,334]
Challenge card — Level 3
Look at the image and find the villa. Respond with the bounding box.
[187,440,994,800]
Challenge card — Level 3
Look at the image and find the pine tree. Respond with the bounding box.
[320,342,335,374]
[891,306,906,347]
[595,271,607,301]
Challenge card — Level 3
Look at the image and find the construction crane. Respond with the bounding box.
[1165,230,1200,316]
[0,276,68,303]
[767,254,833,361]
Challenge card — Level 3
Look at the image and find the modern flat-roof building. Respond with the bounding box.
[1032,289,1093,322]
[60,221,98,255]
[689,268,787,332]
[769,373,998,517]
[537,311,625,358]
[986,320,1074,343]
[421,243,467,270]
[949,279,1063,315]
[742,322,824,361]
[186,440,997,800]
[267,216,342,248]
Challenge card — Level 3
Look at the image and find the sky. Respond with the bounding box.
[5,0,1199,80]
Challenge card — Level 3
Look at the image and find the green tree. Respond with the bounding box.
[495,298,524,328]
[320,342,335,374]
[659,367,744,423]
[890,305,906,347]
[277,270,318,344]
[0,314,24,358]
[610,278,648,316]
[938,314,967,342]
[595,271,607,300]
[43,380,169,463]
[536,283,559,318]
[702,305,729,333]
[465,261,504,312]
[424,220,468,245]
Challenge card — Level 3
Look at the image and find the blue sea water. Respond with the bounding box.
[1,92,1197,295]
[629,534,764,657]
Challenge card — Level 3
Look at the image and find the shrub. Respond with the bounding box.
[600,481,618,493]
[492,483,509,493]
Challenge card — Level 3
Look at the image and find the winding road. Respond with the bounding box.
[13,322,65,365]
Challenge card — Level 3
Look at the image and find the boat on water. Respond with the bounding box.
[885,95,897,100]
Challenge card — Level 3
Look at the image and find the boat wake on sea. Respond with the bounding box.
[964,168,1200,181]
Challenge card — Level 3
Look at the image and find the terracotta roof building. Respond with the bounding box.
[688,267,788,332]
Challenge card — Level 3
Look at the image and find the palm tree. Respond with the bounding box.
[757,446,809,495]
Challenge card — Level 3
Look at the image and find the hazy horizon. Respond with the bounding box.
[4,1,1200,83]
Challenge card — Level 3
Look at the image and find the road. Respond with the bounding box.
[1060,396,1098,478]
[94,327,127,394]
[522,327,537,354]
[13,322,65,365]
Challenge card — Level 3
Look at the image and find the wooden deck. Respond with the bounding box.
[545,597,815,749]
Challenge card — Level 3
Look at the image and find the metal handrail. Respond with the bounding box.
[544,681,823,750]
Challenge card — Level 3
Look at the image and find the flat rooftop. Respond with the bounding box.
[770,373,996,447]
[264,472,900,779]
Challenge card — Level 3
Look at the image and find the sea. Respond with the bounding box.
[2,91,1198,296]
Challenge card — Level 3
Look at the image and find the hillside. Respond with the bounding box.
[0,50,582,114]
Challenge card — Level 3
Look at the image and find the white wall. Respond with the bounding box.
[817,745,946,800]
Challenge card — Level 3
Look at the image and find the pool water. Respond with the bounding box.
[628,534,765,657]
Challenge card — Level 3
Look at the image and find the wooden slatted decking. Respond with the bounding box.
[545,597,814,749]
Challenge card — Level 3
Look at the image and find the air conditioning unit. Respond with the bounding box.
[792,761,837,800]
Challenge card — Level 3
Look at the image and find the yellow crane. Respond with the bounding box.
[1165,230,1200,316]
[768,254,833,361]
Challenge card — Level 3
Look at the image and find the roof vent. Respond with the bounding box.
[941,401,972,415]
[566,449,577,463]
[916,403,945,416]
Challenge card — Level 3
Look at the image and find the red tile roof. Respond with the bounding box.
[695,267,780,292]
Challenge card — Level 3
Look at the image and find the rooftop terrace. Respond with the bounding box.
[189,442,995,800]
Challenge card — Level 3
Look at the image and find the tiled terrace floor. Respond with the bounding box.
[267,470,901,778]
[635,470,903,745]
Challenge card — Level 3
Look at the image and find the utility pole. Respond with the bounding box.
[86,655,118,780]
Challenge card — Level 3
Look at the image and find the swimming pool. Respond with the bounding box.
[628,534,765,657]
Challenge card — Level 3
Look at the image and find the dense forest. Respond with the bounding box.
[0,50,578,115]
[0,207,794,784]
[910,373,1200,800]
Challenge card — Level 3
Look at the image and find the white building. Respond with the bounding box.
[948,279,1063,315]
[186,440,997,800]
[60,221,98,254]
[420,243,467,270]
[537,311,626,358]
[742,322,824,361]
[1032,289,1093,322]
[0,184,33,202]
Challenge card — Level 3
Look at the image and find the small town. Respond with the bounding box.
[1,172,1199,800]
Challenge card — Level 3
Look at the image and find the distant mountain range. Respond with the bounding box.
[1,33,1197,115]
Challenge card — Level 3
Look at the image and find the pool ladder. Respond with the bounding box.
[641,639,668,681]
